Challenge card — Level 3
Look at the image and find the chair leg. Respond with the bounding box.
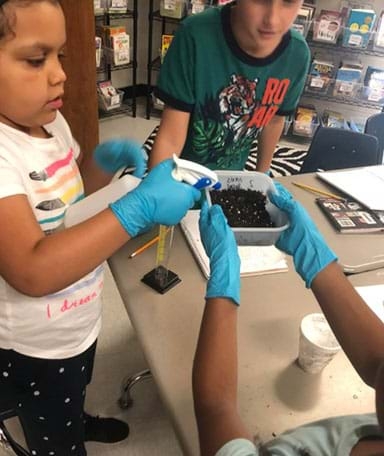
[0,421,30,456]
[118,369,152,409]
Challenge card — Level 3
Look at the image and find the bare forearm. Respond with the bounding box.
[149,131,183,169]
[256,116,285,172]
[148,106,190,169]
[12,210,129,297]
[193,298,238,413]
[80,153,113,195]
[193,298,252,455]
[311,262,384,386]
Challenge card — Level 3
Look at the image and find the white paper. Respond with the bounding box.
[180,210,288,279]
[317,165,384,211]
[355,285,384,322]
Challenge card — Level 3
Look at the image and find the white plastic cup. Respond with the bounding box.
[298,313,341,374]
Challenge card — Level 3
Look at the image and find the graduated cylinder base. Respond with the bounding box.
[141,266,181,294]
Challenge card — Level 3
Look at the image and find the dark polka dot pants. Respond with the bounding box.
[0,341,97,456]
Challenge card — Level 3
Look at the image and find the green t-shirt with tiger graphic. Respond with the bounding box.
[155,2,310,170]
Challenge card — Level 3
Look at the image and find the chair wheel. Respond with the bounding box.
[118,396,133,409]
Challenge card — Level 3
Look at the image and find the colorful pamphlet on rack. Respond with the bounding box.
[108,0,128,13]
[334,60,363,97]
[322,110,347,129]
[293,4,315,37]
[306,58,335,94]
[316,198,384,233]
[375,11,384,49]
[363,66,384,103]
[343,8,376,49]
[161,34,174,63]
[293,106,318,137]
[97,80,122,112]
[313,10,343,44]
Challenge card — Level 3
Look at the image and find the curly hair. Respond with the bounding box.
[0,0,60,42]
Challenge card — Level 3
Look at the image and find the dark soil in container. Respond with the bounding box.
[210,189,274,228]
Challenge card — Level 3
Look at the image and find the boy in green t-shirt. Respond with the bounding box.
[149,0,310,172]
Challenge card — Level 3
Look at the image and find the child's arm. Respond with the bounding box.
[0,160,200,297]
[78,151,115,195]
[256,115,285,173]
[0,194,128,295]
[193,298,251,456]
[270,184,384,387]
[311,262,384,387]
[148,106,190,169]
[79,139,147,196]
[193,203,250,456]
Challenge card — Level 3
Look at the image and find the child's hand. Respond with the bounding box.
[269,182,337,287]
[199,202,240,306]
[94,139,147,178]
[110,159,201,237]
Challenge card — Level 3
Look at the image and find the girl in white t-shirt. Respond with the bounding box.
[0,1,200,454]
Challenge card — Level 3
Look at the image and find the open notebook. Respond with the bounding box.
[317,165,384,211]
[180,210,288,279]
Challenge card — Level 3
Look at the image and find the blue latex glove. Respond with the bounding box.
[199,202,240,306]
[94,139,146,178]
[110,159,201,237]
[269,182,337,288]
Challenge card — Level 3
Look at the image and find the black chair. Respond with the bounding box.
[364,113,384,164]
[300,127,380,174]
[0,407,29,455]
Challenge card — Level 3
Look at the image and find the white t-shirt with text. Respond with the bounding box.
[0,113,103,359]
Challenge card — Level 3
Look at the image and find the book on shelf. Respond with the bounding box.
[97,81,123,112]
[343,8,376,49]
[180,210,288,279]
[313,10,343,44]
[322,110,348,129]
[333,60,363,97]
[293,4,315,37]
[108,0,128,13]
[95,36,102,68]
[306,58,335,94]
[316,197,384,233]
[375,11,384,49]
[362,66,384,103]
[161,34,174,63]
[292,105,318,137]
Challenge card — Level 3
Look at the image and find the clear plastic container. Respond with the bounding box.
[206,171,290,246]
[292,106,320,137]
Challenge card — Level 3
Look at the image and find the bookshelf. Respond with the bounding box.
[95,2,138,119]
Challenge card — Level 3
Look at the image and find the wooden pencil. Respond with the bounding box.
[292,182,346,201]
